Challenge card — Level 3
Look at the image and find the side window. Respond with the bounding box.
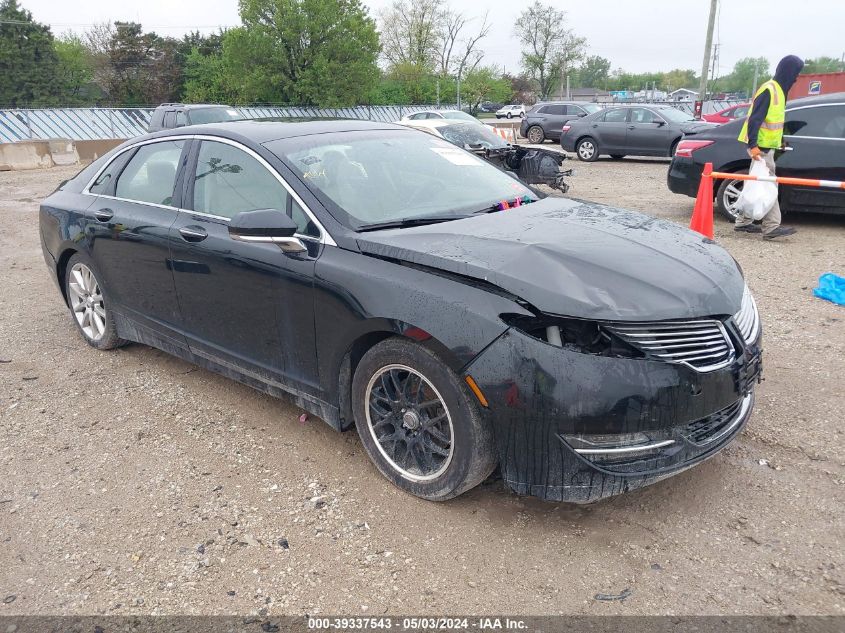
[88,150,132,195]
[785,106,845,139]
[536,106,549,114]
[546,105,566,116]
[175,111,188,127]
[733,106,749,119]
[114,140,185,206]
[163,111,176,128]
[630,108,657,124]
[567,105,586,116]
[408,113,423,120]
[192,140,290,220]
[603,108,628,123]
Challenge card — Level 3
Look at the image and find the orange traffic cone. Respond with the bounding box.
[689,162,715,239]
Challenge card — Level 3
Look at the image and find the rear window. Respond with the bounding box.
[188,107,244,125]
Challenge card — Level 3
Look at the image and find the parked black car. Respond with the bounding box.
[40,120,762,503]
[668,92,845,220]
[560,105,714,161]
[148,103,245,132]
[520,101,602,144]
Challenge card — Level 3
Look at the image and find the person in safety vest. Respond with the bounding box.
[735,55,804,240]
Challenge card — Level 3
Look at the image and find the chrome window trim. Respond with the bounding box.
[573,439,676,455]
[783,102,845,141]
[82,134,336,246]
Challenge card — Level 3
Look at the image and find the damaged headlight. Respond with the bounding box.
[501,314,643,359]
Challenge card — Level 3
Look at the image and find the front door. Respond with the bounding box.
[778,104,845,213]
[168,138,322,394]
[626,108,676,155]
[87,139,188,338]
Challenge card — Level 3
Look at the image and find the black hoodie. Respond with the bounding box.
[745,55,805,149]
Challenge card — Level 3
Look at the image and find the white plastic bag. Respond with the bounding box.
[735,159,778,221]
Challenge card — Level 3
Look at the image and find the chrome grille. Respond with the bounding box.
[606,319,733,371]
[733,285,760,344]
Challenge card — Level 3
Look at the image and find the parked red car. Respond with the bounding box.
[702,103,750,124]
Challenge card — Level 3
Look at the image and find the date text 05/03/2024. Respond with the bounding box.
[307,617,529,630]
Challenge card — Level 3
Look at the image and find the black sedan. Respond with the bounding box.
[40,120,762,503]
[668,92,845,220]
[560,105,713,161]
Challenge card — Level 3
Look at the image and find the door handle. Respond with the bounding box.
[94,208,113,222]
[591,124,598,128]
[179,226,208,242]
[627,125,635,130]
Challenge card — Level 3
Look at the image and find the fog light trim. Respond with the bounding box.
[572,439,676,455]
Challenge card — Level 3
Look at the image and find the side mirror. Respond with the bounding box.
[228,208,306,253]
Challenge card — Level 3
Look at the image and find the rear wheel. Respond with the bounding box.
[526,125,545,144]
[506,112,513,119]
[351,338,496,501]
[716,174,745,221]
[576,137,599,162]
[64,253,124,350]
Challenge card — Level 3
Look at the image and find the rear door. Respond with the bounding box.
[778,103,845,213]
[87,139,188,339]
[594,108,629,152]
[168,138,322,392]
[627,107,676,155]
[539,104,567,139]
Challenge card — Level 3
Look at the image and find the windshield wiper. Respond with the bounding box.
[356,216,470,232]
[471,196,538,214]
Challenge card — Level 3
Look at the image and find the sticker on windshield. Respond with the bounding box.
[430,147,483,166]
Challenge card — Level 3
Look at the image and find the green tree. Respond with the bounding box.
[661,68,698,92]
[236,0,381,106]
[0,0,60,106]
[802,56,845,74]
[721,57,768,95]
[574,55,610,89]
[460,66,512,114]
[55,34,97,105]
[514,1,586,100]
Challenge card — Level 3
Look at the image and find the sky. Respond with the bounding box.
[20,0,845,77]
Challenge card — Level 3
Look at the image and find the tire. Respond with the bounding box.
[506,113,513,119]
[670,139,680,157]
[576,137,599,162]
[610,154,625,160]
[526,125,545,144]
[495,115,502,119]
[715,174,745,222]
[351,337,497,501]
[63,253,124,350]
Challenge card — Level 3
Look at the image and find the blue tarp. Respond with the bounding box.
[813,273,845,306]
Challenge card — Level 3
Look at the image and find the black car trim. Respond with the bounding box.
[81,133,337,247]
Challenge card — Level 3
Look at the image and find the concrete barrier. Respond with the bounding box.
[0,138,127,171]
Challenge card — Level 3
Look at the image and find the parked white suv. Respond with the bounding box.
[495,104,526,119]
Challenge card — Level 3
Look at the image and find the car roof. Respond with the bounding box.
[401,119,474,129]
[156,103,237,110]
[787,92,845,108]
[146,119,405,145]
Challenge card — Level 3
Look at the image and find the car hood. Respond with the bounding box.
[355,197,744,321]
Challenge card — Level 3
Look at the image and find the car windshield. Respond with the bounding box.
[658,107,696,123]
[189,107,245,124]
[581,104,602,114]
[440,111,478,122]
[437,123,508,150]
[270,130,536,230]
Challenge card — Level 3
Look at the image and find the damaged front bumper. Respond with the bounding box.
[464,326,762,503]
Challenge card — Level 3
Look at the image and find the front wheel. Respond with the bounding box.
[716,174,745,221]
[351,338,497,501]
[576,137,599,162]
[506,113,513,119]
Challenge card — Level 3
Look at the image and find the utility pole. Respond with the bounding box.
[699,0,718,100]
[751,60,760,97]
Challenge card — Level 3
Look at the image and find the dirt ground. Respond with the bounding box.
[1,158,843,617]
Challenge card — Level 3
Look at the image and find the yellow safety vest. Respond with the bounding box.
[738,80,786,149]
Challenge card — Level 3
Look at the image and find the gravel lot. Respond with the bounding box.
[1,157,843,617]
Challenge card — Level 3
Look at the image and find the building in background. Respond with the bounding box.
[669,88,699,102]
[788,72,845,99]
